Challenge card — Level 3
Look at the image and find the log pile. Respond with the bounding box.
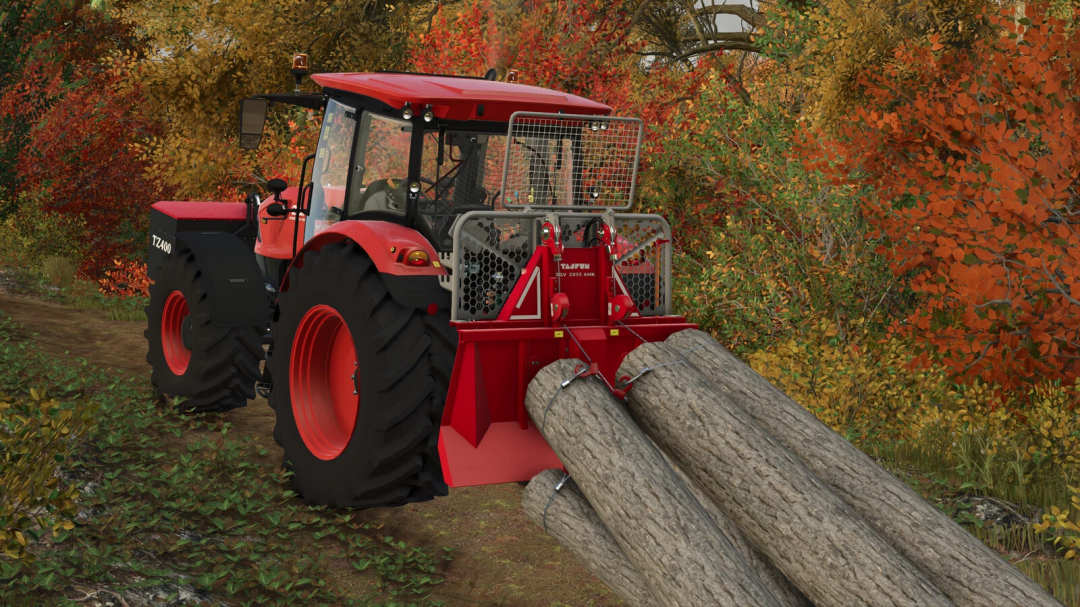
[521,330,1063,607]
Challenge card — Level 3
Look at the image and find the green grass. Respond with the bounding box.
[64,288,147,322]
[869,438,1080,604]
[1,264,147,322]
[0,313,451,606]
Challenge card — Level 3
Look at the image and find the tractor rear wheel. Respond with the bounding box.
[145,248,264,412]
[269,242,455,508]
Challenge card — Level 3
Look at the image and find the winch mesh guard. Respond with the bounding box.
[498,113,644,211]
[450,211,671,321]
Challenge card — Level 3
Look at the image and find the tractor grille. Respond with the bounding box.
[498,113,644,211]
[455,215,535,320]
[612,217,668,316]
[451,212,671,321]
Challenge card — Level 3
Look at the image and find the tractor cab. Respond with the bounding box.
[240,69,618,257]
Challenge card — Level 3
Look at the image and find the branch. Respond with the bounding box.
[972,299,1012,309]
[678,32,758,44]
[670,35,760,61]
[629,0,657,31]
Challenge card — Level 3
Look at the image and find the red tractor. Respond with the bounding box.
[145,59,695,509]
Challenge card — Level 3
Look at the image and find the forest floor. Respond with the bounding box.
[0,288,621,607]
[2,267,1077,606]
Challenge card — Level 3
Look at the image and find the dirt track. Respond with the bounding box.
[0,292,621,607]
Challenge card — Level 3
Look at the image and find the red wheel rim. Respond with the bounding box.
[290,305,359,460]
[161,290,192,375]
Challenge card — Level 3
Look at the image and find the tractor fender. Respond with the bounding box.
[171,231,270,328]
[283,220,449,311]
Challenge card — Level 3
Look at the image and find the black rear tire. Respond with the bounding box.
[269,242,457,508]
[145,248,265,413]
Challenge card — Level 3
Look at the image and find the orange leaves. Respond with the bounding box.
[98,260,151,298]
[818,2,1080,392]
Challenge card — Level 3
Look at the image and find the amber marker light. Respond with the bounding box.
[406,250,430,266]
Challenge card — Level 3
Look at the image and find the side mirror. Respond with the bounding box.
[239,98,268,150]
[264,203,288,217]
[266,178,288,200]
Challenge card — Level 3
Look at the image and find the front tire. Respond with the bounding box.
[145,248,265,412]
[269,242,456,508]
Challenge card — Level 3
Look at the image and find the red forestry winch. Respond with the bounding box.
[143,57,695,508]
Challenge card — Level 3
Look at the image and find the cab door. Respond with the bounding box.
[304,98,358,241]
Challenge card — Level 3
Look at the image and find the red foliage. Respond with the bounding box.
[0,5,164,277]
[98,259,150,298]
[813,3,1080,390]
[411,0,710,155]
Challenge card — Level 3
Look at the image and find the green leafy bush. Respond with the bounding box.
[0,384,97,562]
[640,68,903,353]
[0,194,86,270]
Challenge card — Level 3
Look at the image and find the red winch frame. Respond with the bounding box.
[438,219,695,487]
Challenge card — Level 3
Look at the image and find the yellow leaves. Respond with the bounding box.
[1,388,97,561]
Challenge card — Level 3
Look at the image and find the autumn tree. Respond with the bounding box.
[0,1,162,275]
[624,0,1015,124]
[118,0,425,198]
[0,0,141,215]
[412,0,709,145]
[817,2,1080,389]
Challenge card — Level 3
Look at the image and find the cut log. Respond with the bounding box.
[661,452,813,607]
[618,343,953,607]
[525,359,782,607]
[522,469,662,607]
[666,329,1062,607]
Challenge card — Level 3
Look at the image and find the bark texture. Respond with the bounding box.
[660,452,813,607]
[666,329,1062,607]
[618,342,953,607]
[522,469,662,607]
[525,359,781,607]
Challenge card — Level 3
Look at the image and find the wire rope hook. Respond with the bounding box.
[613,359,687,399]
[542,471,572,534]
[540,361,600,434]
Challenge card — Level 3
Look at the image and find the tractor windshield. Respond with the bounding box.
[418,129,507,249]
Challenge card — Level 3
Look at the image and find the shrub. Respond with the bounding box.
[1035,487,1080,559]
[40,256,75,289]
[643,69,901,353]
[411,0,709,153]
[0,5,163,278]
[97,259,150,299]
[0,193,87,269]
[0,387,97,562]
[749,318,1080,510]
[816,2,1080,390]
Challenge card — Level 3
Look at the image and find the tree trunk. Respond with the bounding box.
[666,329,1062,607]
[524,359,782,607]
[522,469,662,607]
[661,452,813,607]
[618,342,953,607]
